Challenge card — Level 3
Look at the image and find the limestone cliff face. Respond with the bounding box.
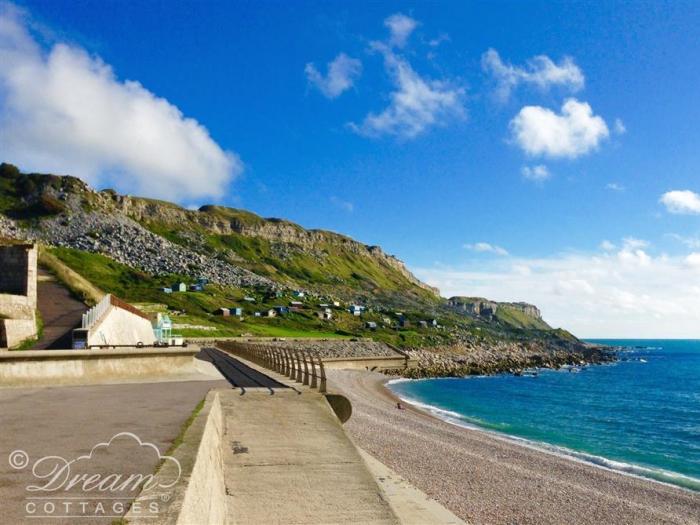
[448,296,545,326]
[112,196,440,296]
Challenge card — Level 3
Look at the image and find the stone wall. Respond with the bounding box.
[0,243,37,348]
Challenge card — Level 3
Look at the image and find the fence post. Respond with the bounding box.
[302,352,310,385]
[318,359,327,393]
[309,355,318,389]
[293,351,303,383]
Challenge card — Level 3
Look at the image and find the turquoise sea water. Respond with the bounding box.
[388,340,700,491]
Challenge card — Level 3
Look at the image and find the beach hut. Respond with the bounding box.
[365,321,377,330]
[266,309,277,317]
[173,282,187,293]
[274,306,289,315]
[215,308,230,317]
[160,287,172,294]
[232,307,243,316]
[189,284,203,292]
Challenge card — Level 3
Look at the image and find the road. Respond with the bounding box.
[197,347,289,392]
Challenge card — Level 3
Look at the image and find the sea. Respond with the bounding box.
[387,339,700,492]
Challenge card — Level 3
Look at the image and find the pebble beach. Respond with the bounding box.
[327,369,700,525]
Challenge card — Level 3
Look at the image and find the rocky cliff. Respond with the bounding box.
[447,296,549,330]
[0,164,438,302]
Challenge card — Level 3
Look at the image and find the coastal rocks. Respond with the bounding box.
[221,339,399,359]
[391,342,614,379]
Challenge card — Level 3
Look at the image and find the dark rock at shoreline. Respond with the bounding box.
[388,342,616,379]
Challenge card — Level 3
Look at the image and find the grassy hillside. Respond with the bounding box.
[0,163,576,348]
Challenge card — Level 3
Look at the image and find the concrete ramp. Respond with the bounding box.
[128,388,398,524]
[222,389,397,524]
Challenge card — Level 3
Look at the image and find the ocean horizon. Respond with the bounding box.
[388,339,700,492]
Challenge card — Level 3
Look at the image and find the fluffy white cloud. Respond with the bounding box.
[349,42,465,139]
[521,164,551,182]
[660,190,700,215]
[413,239,700,338]
[384,13,418,48]
[305,53,362,99]
[510,98,609,158]
[0,5,240,202]
[465,242,509,256]
[481,48,584,101]
[599,240,616,251]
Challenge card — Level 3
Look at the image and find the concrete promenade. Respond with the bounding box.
[0,379,226,524]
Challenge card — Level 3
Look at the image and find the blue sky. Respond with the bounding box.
[3,1,700,337]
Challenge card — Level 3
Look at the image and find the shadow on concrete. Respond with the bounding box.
[197,347,289,392]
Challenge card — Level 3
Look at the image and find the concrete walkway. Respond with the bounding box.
[221,388,398,524]
[0,379,226,524]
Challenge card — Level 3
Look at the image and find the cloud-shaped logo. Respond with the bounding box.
[24,432,181,493]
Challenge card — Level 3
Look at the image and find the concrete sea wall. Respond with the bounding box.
[0,348,201,386]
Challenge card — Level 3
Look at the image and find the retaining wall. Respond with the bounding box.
[0,347,201,386]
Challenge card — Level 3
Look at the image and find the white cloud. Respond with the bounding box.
[330,195,353,213]
[660,190,700,215]
[0,5,240,202]
[614,118,626,134]
[599,240,616,251]
[349,42,465,139]
[413,239,700,338]
[481,48,584,101]
[465,242,509,256]
[305,53,362,99]
[384,13,418,48]
[510,98,609,158]
[428,33,450,48]
[521,164,551,182]
[606,182,625,191]
[667,233,700,249]
[684,252,700,267]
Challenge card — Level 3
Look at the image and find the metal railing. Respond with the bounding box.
[218,342,327,393]
[81,294,111,329]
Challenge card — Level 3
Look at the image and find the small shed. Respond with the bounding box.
[274,306,289,315]
[254,311,262,317]
[160,287,172,294]
[232,307,243,316]
[216,308,230,317]
[243,296,256,303]
[293,290,305,298]
[349,305,364,316]
[418,320,428,329]
[189,284,203,292]
[365,321,377,330]
[266,309,277,317]
[398,318,410,328]
[290,301,304,307]
[173,282,187,293]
